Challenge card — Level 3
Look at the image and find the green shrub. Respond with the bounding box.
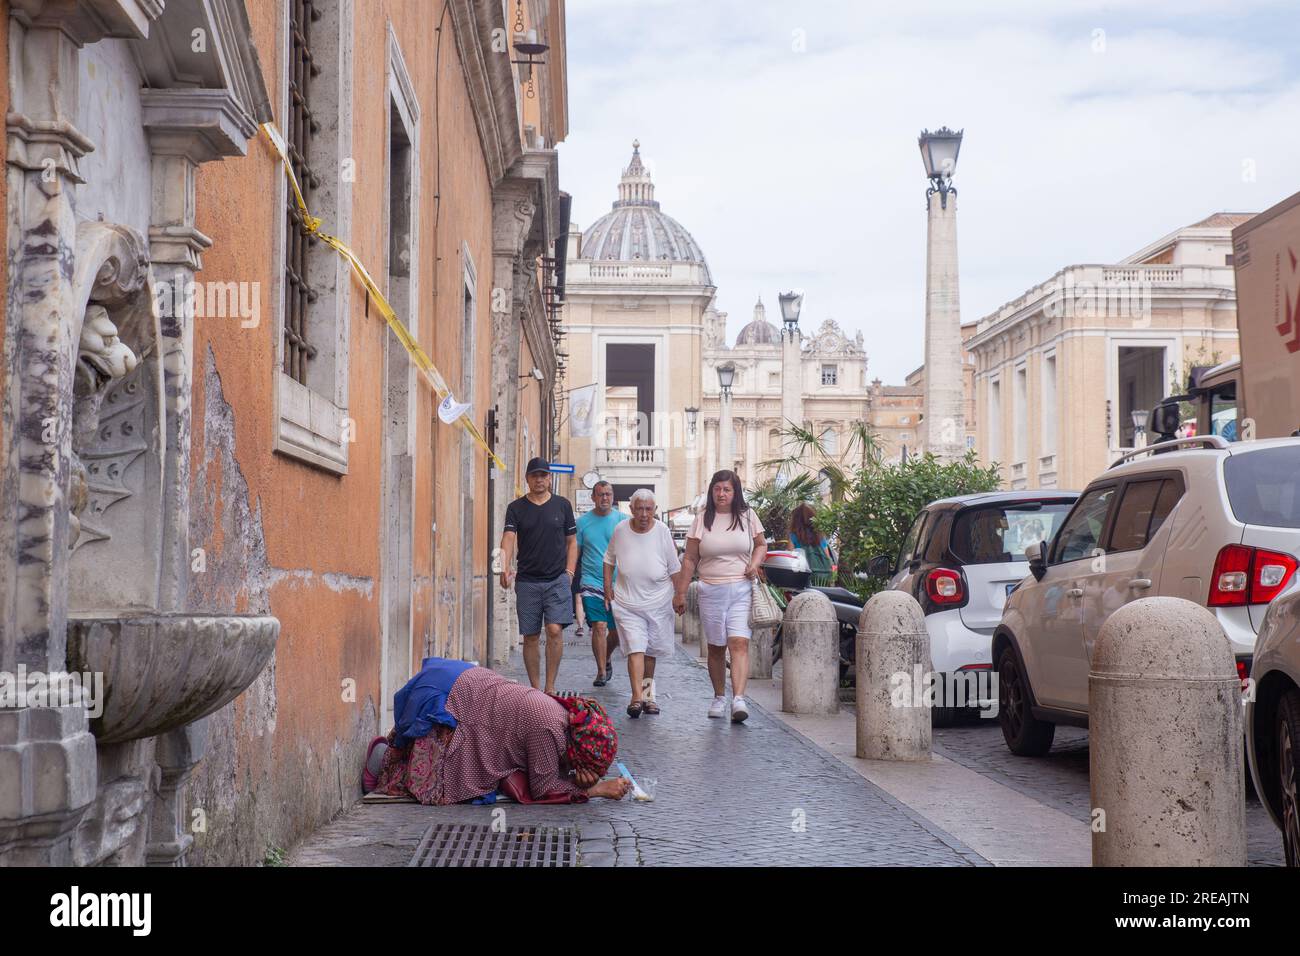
[818,451,1002,599]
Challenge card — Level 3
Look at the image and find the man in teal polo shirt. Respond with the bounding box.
[575,481,627,686]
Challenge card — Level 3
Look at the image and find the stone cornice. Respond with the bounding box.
[141,88,258,161]
[450,0,523,187]
[10,0,163,45]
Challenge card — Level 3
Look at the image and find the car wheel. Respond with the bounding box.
[1279,688,1300,867]
[997,646,1055,757]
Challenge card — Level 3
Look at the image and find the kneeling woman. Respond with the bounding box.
[370,658,630,803]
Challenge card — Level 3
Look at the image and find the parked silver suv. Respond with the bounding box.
[1246,580,1300,866]
[994,436,1300,756]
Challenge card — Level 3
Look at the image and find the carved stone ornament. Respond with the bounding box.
[67,224,158,554]
[804,318,862,357]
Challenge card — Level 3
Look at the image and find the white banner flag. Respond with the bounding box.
[569,383,598,438]
[438,393,471,424]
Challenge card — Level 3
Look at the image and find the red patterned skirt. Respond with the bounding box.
[373,724,456,805]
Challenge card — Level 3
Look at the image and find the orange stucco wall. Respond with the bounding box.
[184,0,497,864]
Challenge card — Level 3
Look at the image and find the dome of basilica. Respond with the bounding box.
[580,141,712,284]
[735,297,780,346]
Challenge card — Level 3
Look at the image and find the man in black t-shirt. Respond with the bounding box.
[499,458,578,693]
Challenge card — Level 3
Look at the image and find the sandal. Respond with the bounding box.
[626,701,645,719]
[642,700,660,716]
[593,675,607,687]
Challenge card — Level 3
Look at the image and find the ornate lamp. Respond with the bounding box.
[777,290,803,334]
[918,127,963,208]
[716,363,735,397]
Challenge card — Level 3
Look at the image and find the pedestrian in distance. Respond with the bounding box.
[575,480,626,687]
[604,488,682,718]
[674,470,766,722]
[790,502,835,587]
[498,458,578,695]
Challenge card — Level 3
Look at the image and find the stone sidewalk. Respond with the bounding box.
[289,631,986,867]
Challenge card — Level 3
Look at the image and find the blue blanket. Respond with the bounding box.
[391,657,475,749]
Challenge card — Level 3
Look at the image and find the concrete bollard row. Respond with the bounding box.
[856,591,931,761]
[1090,597,1246,867]
[781,591,839,716]
[749,624,775,680]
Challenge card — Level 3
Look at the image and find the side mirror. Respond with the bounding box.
[1026,541,1047,581]
[867,554,893,578]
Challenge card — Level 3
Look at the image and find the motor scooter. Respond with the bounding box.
[763,549,863,685]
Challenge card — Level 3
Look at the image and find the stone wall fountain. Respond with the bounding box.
[0,0,275,866]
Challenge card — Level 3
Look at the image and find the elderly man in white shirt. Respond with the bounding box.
[603,488,683,719]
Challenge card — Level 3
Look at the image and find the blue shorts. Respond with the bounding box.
[581,594,616,629]
[515,573,575,635]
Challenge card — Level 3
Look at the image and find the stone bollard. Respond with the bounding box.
[749,624,775,680]
[686,581,709,658]
[857,591,931,760]
[781,591,839,715]
[1090,597,1246,867]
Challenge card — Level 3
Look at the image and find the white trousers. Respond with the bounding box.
[612,601,676,658]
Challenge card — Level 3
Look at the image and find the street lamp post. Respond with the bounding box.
[919,126,965,462]
[777,290,804,471]
[717,364,735,474]
[1132,409,1148,449]
[685,405,700,502]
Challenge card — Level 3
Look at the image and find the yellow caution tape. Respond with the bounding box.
[261,122,506,473]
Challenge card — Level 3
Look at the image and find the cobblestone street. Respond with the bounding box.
[292,631,984,867]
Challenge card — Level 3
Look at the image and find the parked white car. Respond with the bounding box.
[995,436,1300,756]
[1247,582,1300,866]
[872,490,1079,725]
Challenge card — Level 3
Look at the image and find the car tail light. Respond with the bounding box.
[1208,545,1298,607]
[1251,549,1298,603]
[925,568,964,605]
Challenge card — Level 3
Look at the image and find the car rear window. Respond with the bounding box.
[1224,447,1300,528]
[950,501,1076,565]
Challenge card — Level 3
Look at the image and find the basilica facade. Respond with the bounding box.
[700,300,875,489]
[559,143,899,517]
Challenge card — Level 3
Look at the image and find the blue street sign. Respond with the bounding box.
[549,463,576,474]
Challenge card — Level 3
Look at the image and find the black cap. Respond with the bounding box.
[525,457,551,476]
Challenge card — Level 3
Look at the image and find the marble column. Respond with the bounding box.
[0,13,101,864]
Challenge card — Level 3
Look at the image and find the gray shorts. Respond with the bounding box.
[516,573,575,636]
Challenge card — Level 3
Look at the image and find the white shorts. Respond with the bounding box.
[697,580,752,645]
[612,601,676,658]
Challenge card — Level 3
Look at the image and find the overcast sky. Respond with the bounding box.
[557,0,1300,383]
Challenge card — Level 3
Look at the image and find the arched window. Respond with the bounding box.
[820,426,839,454]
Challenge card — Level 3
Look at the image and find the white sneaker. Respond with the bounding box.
[708,696,727,719]
[731,695,749,723]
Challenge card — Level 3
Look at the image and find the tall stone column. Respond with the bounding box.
[923,184,965,460]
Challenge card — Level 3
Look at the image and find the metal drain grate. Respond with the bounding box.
[408,824,577,867]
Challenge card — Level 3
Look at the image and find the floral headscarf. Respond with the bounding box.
[549,694,618,777]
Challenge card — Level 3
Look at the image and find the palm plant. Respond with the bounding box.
[758,420,884,503]
[745,472,822,546]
